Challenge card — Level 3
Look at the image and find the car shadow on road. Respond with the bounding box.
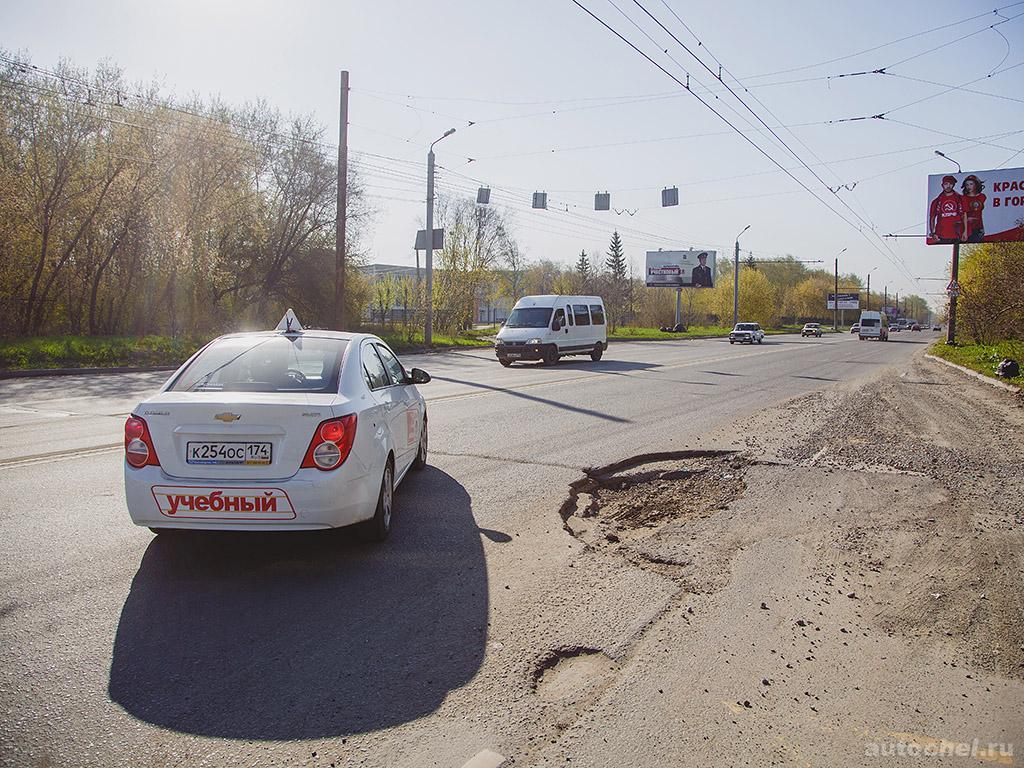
[429,374,632,423]
[108,466,487,740]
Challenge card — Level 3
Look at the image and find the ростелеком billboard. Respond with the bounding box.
[645,250,716,288]
[926,167,1024,245]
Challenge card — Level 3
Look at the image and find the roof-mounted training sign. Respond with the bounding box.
[275,308,304,333]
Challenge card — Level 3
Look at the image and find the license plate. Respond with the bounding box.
[186,442,272,465]
[505,352,522,359]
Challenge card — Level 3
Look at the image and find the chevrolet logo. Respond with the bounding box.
[214,412,241,422]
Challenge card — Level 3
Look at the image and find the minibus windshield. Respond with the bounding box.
[506,307,553,328]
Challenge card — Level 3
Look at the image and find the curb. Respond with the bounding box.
[924,354,1022,393]
[0,364,180,380]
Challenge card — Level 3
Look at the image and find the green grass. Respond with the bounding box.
[370,328,494,352]
[0,335,204,371]
[928,339,1024,383]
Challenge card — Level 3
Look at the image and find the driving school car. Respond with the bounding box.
[123,310,430,539]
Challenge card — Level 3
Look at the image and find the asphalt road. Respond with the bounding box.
[0,331,936,767]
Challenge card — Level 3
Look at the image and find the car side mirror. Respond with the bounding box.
[408,368,431,384]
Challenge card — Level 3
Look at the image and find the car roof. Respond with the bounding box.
[211,330,383,344]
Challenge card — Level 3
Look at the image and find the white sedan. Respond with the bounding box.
[123,311,430,540]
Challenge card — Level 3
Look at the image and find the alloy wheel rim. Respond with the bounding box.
[382,467,392,529]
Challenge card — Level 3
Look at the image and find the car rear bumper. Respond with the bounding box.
[124,462,379,531]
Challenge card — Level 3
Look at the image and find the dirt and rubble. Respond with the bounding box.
[511,353,1023,767]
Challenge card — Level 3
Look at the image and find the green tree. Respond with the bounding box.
[605,231,626,280]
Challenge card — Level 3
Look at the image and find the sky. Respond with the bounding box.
[2,0,1023,308]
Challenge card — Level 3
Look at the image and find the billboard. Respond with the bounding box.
[827,293,860,310]
[926,167,1024,245]
[645,250,716,288]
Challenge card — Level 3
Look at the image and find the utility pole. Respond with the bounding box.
[425,128,456,345]
[335,70,349,330]
[866,272,871,310]
[733,225,750,326]
[884,286,888,315]
[675,287,682,328]
[834,257,839,330]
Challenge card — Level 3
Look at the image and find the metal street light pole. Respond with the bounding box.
[934,150,962,173]
[865,266,877,311]
[425,128,456,345]
[833,247,847,330]
[733,225,750,326]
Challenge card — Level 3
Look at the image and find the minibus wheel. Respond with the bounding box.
[542,346,559,366]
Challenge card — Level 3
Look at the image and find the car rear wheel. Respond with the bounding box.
[590,343,604,362]
[542,346,559,366]
[412,418,427,470]
[362,460,393,542]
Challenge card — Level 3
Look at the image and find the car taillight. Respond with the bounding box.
[124,415,160,468]
[301,414,357,470]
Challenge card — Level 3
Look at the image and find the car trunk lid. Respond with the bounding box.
[137,392,344,480]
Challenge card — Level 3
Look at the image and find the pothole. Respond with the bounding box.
[532,646,618,702]
[560,450,747,555]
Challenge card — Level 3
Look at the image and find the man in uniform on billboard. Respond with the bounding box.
[928,175,966,243]
[691,252,713,288]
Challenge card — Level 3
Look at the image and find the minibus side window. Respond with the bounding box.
[589,304,605,325]
[553,308,565,329]
[573,304,591,326]
[566,305,574,326]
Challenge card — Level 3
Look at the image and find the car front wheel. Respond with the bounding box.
[498,358,512,367]
[542,346,559,366]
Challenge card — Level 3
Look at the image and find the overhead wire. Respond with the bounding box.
[590,0,920,283]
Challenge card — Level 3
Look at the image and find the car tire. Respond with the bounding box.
[362,460,393,542]
[729,340,734,344]
[412,417,427,470]
[498,358,512,367]
[757,338,763,344]
[542,346,559,366]
[590,343,604,362]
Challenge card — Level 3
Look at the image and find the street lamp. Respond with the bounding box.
[934,150,962,173]
[832,247,847,330]
[864,268,880,309]
[425,127,456,345]
[733,225,750,326]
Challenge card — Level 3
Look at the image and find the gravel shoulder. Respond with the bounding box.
[514,352,1024,767]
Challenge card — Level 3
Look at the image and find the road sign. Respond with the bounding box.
[946,280,962,297]
[414,228,443,250]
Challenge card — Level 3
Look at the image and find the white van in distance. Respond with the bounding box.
[858,310,889,341]
[495,295,607,366]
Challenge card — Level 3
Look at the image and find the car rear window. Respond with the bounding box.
[169,336,347,393]
[861,318,879,327]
